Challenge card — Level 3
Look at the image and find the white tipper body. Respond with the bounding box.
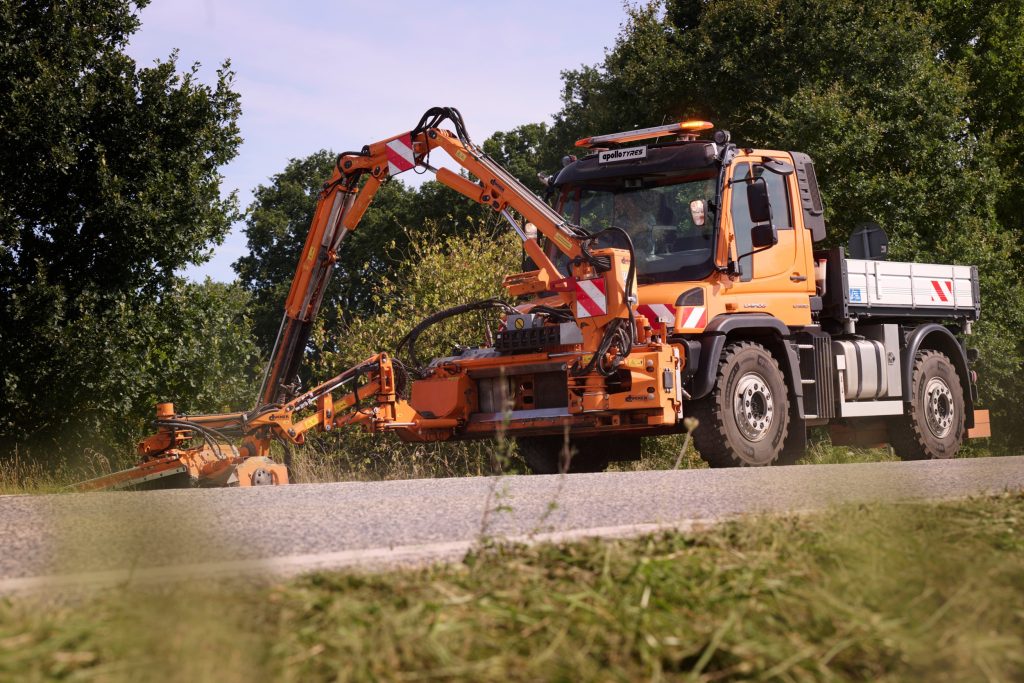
[844,259,975,311]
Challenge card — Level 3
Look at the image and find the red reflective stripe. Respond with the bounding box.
[931,280,948,302]
[577,297,603,317]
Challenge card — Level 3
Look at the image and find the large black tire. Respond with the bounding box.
[888,350,965,460]
[690,341,791,467]
[516,435,638,474]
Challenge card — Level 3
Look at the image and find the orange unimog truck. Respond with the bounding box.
[544,124,987,470]
[78,109,988,490]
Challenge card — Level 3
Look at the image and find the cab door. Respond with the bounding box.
[720,155,814,326]
[725,157,799,285]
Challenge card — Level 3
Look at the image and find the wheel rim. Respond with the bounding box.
[733,372,774,442]
[924,377,955,439]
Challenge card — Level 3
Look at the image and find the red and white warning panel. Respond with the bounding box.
[636,303,707,330]
[930,279,954,303]
[574,278,608,318]
[675,306,707,330]
[636,303,676,325]
[386,134,416,176]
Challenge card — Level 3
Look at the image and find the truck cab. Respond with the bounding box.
[550,134,822,331]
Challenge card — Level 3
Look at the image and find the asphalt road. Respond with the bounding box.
[1,456,1022,593]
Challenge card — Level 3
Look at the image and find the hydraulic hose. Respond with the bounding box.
[396,298,516,372]
[571,227,638,377]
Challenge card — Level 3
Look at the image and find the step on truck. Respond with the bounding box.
[77,108,990,490]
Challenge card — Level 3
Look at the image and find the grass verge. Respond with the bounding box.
[1,492,1021,681]
[1,423,1003,492]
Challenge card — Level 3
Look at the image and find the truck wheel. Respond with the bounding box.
[888,350,965,460]
[516,436,614,474]
[690,341,790,467]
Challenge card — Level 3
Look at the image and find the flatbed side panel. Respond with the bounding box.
[846,259,975,311]
[821,248,979,322]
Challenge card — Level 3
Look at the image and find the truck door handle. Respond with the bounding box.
[790,274,807,282]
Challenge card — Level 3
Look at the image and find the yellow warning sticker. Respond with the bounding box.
[554,233,573,251]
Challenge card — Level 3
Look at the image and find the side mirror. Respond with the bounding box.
[751,222,778,249]
[747,179,772,225]
[689,199,706,227]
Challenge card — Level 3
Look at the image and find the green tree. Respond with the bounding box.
[924,0,1024,239]
[552,0,1017,259]
[54,280,261,456]
[234,138,542,355]
[2,277,261,463]
[550,0,1024,444]
[0,1,243,456]
[312,225,519,374]
[235,151,364,349]
[482,122,558,194]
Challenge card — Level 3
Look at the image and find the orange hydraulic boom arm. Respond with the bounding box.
[259,107,592,409]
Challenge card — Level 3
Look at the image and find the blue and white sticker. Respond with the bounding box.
[849,287,863,303]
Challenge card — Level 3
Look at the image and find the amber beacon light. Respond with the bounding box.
[575,120,714,148]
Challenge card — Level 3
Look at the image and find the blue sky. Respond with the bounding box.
[126,1,631,281]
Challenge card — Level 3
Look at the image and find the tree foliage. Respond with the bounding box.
[924,0,1024,242]
[0,1,244,456]
[312,226,519,377]
[0,0,240,298]
[233,141,536,353]
[482,123,556,194]
[551,0,1020,261]
[2,277,261,461]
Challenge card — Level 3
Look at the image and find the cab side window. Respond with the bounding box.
[731,161,794,281]
[730,163,754,281]
[754,164,793,229]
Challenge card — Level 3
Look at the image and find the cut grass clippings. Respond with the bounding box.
[1,492,1021,681]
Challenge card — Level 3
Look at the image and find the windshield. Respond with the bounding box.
[558,176,718,283]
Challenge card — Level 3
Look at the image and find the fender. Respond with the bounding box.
[902,323,976,428]
[685,314,806,418]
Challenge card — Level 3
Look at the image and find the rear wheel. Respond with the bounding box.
[888,350,965,460]
[517,435,639,474]
[690,341,790,467]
